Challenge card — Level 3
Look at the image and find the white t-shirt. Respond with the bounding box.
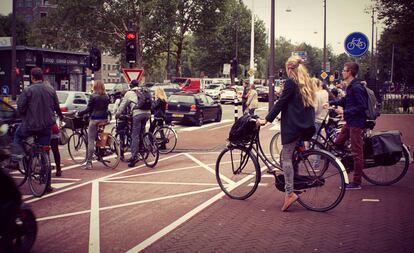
[314,89,329,123]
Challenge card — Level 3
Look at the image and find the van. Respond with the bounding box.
[171,77,201,93]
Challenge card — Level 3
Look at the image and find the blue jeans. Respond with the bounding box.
[131,113,150,158]
[13,125,52,154]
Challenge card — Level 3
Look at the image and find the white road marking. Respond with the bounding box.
[184,153,234,185]
[178,120,232,132]
[52,182,75,189]
[362,199,380,202]
[102,180,218,186]
[208,123,233,131]
[37,210,90,222]
[248,183,268,186]
[89,181,100,253]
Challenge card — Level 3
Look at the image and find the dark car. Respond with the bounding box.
[256,85,269,102]
[165,93,222,126]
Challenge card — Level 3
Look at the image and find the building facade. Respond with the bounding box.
[15,0,56,23]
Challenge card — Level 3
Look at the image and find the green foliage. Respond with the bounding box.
[0,14,31,45]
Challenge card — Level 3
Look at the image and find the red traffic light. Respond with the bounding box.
[126,31,136,40]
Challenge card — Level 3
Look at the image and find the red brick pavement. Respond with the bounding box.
[143,114,414,253]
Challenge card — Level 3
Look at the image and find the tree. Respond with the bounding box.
[0,14,31,45]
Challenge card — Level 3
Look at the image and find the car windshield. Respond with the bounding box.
[56,92,69,104]
[169,95,195,104]
[206,84,221,90]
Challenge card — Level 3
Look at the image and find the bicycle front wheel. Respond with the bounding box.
[215,146,260,200]
[100,134,120,169]
[142,133,159,168]
[294,149,346,212]
[362,145,410,186]
[67,133,87,164]
[269,131,282,165]
[154,126,177,154]
[28,152,51,197]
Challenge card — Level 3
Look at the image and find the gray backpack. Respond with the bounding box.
[364,86,380,120]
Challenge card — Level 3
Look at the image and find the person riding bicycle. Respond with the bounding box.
[13,67,63,192]
[76,80,110,170]
[257,56,316,212]
[115,80,151,167]
[327,62,368,190]
[113,90,130,160]
[149,87,167,150]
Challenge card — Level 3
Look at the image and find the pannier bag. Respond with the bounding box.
[228,114,258,145]
[96,132,109,147]
[365,130,403,166]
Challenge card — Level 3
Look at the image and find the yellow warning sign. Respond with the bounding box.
[329,75,335,82]
[320,71,328,79]
[248,69,255,77]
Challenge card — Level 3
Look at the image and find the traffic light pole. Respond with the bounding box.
[268,0,275,111]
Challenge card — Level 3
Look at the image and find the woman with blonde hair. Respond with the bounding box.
[258,56,316,211]
[246,83,259,115]
[77,80,110,169]
[149,87,168,148]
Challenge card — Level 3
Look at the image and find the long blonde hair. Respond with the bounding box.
[154,87,167,101]
[285,56,316,107]
[92,80,106,95]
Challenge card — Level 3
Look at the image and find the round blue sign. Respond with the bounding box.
[344,32,369,57]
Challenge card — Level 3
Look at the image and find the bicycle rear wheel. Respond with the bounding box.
[154,126,177,154]
[28,152,51,197]
[362,145,410,186]
[67,133,87,164]
[270,131,282,165]
[4,158,27,187]
[215,146,260,200]
[99,134,120,169]
[294,149,346,212]
[141,133,159,168]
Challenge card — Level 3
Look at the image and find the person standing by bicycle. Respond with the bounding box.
[115,80,151,167]
[13,67,63,192]
[257,56,316,211]
[149,87,167,150]
[246,83,259,115]
[327,62,368,190]
[113,90,130,160]
[76,80,110,170]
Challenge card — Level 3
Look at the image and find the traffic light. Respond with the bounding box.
[278,69,283,78]
[125,31,137,63]
[89,47,101,71]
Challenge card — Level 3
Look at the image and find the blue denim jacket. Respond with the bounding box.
[330,79,367,128]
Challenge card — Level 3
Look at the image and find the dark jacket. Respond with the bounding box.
[17,82,63,132]
[330,79,367,128]
[78,93,109,120]
[151,98,167,118]
[265,78,315,145]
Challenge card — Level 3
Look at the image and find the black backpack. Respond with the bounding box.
[134,88,152,110]
[228,114,258,144]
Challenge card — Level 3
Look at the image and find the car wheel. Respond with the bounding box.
[196,114,204,126]
[215,111,222,122]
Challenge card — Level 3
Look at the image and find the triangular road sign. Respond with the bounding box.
[122,68,144,83]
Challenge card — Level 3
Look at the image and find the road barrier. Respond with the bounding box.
[234,98,238,121]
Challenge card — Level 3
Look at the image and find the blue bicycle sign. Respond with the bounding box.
[344,32,369,57]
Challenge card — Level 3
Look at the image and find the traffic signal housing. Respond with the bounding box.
[125,31,137,63]
[89,47,101,71]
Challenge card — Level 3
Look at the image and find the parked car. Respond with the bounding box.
[165,93,222,126]
[171,77,201,93]
[219,86,243,104]
[256,85,269,102]
[57,91,90,113]
[204,83,226,100]
[149,83,181,98]
[105,83,129,103]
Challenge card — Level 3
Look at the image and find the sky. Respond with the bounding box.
[242,0,384,55]
[0,0,384,55]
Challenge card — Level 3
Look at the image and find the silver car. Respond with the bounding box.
[57,91,90,113]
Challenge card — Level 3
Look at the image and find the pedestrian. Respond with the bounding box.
[13,67,64,192]
[312,78,329,134]
[116,80,151,167]
[76,80,110,170]
[51,121,62,177]
[402,95,410,113]
[327,62,368,190]
[241,80,249,113]
[149,87,168,150]
[258,55,316,211]
[246,83,258,115]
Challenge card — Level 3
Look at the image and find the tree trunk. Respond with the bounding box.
[175,41,183,77]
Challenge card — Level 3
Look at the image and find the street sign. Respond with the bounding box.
[321,62,330,72]
[1,85,9,95]
[320,71,328,80]
[223,64,230,75]
[247,68,255,77]
[344,32,369,57]
[122,68,144,83]
[329,75,335,82]
[0,37,11,47]
[292,51,307,61]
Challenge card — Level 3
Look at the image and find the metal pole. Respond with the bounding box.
[268,0,275,111]
[249,0,255,85]
[323,0,327,73]
[371,9,375,80]
[390,44,395,83]
[11,0,17,100]
[234,98,239,121]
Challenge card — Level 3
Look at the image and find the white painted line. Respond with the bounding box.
[51,177,81,181]
[362,199,380,202]
[89,181,100,253]
[178,120,232,132]
[184,153,234,185]
[52,182,75,189]
[208,123,233,131]
[102,180,218,186]
[37,210,90,222]
[262,174,274,178]
[248,182,268,187]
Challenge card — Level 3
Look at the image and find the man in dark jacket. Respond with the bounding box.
[14,67,63,155]
[330,62,368,190]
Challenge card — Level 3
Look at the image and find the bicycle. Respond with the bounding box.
[151,117,178,154]
[65,114,89,164]
[215,117,348,212]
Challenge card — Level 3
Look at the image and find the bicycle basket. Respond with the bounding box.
[68,117,88,130]
[228,114,258,145]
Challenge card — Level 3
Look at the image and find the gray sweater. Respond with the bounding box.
[116,87,150,117]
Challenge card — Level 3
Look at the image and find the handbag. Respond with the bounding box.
[59,128,69,145]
